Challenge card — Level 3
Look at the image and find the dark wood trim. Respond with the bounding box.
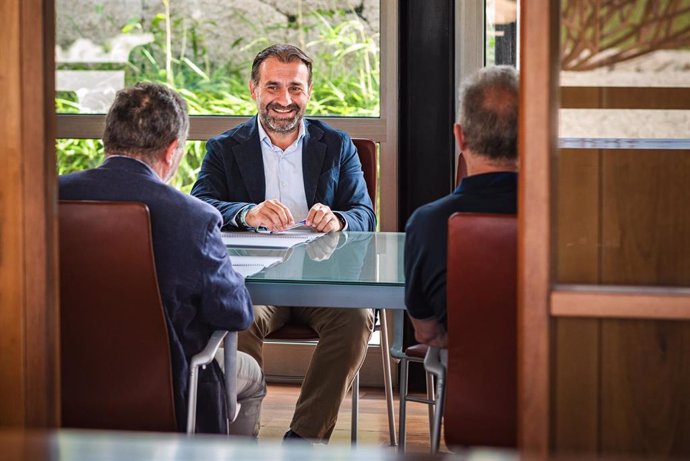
[561,86,690,110]
[23,0,59,427]
[56,115,390,142]
[518,0,559,453]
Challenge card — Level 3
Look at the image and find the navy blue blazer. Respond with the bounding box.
[404,172,518,325]
[59,156,254,433]
[191,116,376,231]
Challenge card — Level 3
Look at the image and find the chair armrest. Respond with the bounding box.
[388,309,407,359]
[192,330,228,368]
[187,330,237,434]
[423,346,447,378]
[223,331,239,423]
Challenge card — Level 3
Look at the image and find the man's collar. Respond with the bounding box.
[103,155,163,182]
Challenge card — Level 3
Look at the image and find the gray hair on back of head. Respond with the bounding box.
[457,65,518,161]
[103,82,189,161]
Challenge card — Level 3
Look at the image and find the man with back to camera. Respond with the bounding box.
[191,44,376,443]
[59,82,266,436]
[405,66,519,348]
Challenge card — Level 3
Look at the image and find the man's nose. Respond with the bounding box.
[274,88,292,106]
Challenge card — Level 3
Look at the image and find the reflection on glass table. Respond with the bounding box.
[227,232,405,309]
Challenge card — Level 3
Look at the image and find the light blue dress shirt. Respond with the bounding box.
[257,119,310,222]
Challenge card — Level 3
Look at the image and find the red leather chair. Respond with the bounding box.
[444,212,518,449]
[59,201,237,433]
[263,138,396,444]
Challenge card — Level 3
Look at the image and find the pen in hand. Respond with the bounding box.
[257,219,307,234]
[280,219,308,232]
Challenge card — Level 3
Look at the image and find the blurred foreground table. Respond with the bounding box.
[0,429,519,461]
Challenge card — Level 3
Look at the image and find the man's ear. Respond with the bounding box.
[163,139,179,165]
[249,80,257,101]
[454,123,466,151]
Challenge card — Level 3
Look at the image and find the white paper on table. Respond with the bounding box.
[221,231,324,249]
[232,264,267,278]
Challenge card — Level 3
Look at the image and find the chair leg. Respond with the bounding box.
[430,370,446,454]
[351,372,359,445]
[425,371,435,436]
[379,310,397,446]
[397,357,409,452]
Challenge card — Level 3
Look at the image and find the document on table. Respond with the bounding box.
[221,230,324,249]
[230,255,284,278]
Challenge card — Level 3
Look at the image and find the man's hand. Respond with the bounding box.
[306,232,340,261]
[306,203,342,233]
[409,317,448,348]
[245,199,294,232]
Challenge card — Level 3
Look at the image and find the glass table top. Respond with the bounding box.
[227,232,404,287]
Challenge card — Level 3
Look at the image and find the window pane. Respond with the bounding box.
[486,0,518,66]
[57,139,207,194]
[55,0,381,116]
[556,0,690,288]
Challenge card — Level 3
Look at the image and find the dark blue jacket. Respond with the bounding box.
[404,172,518,325]
[191,116,376,231]
[59,156,253,433]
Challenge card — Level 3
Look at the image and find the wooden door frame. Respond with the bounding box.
[518,0,690,453]
[0,0,59,428]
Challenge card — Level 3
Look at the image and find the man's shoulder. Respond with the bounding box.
[207,117,257,147]
[408,193,461,224]
[161,185,222,223]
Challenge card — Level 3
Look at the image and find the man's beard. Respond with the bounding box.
[260,102,303,133]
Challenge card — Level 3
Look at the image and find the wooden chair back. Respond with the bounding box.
[352,138,377,205]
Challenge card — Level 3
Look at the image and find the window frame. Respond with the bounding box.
[56,1,400,231]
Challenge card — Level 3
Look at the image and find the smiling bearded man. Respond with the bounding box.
[191,44,376,443]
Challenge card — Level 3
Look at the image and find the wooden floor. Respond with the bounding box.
[258,383,447,453]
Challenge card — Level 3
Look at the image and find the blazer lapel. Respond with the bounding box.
[232,117,266,204]
[302,121,327,206]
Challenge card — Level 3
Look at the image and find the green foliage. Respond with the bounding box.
[56,138,105,174]
[56,5,380,192]
[171,141,207,194]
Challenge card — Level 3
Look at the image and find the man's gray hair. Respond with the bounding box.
[457,66,518,160]
[103,82,189,160]
[251,44,313,85]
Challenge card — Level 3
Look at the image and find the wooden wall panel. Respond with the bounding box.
[0,0,58,428]
[556,149,600,284]
[602,150,690,286]
[553,148,601,451]
[553,319,600,452]
[601,319,690,456]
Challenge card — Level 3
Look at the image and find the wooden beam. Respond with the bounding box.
[552,288,690,320]
[518,0,560,453]
[561,87,690,110]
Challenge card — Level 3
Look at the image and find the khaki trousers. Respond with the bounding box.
[238,304,374,441]
[214,349,266,437]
